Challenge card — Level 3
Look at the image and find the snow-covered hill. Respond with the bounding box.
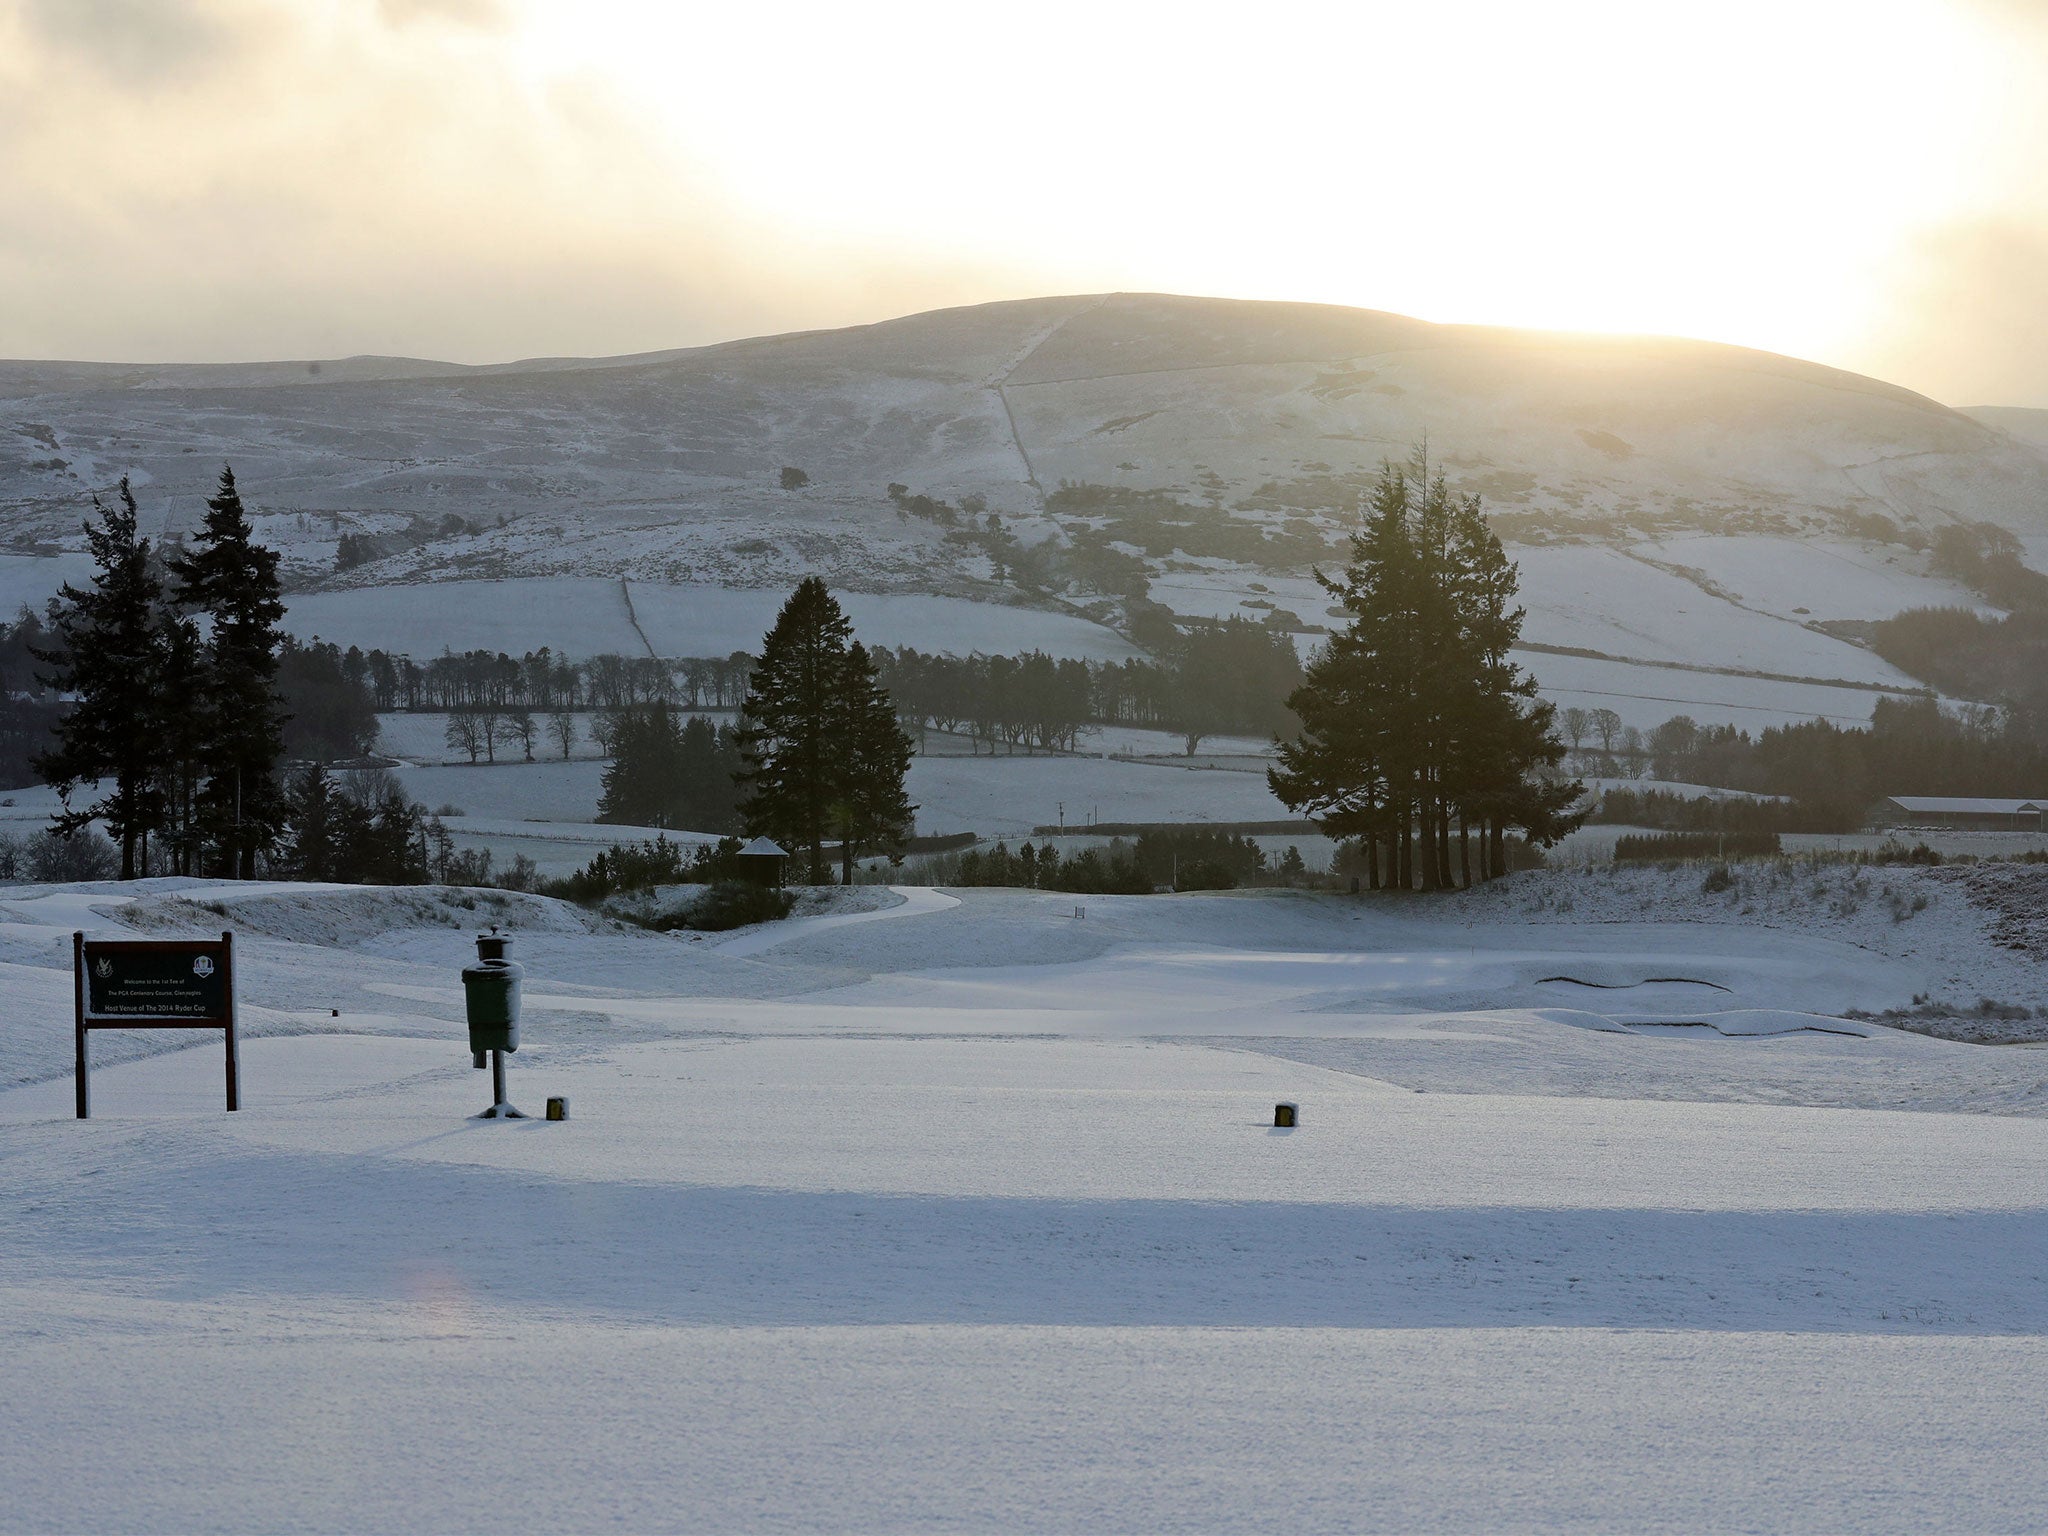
[4,292,2044,732]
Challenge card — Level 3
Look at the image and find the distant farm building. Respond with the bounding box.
[1876,796,2048,831]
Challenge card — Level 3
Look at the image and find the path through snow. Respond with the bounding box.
[714,884,959,957]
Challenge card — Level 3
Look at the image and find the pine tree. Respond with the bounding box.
[169,467,288,878]
[597,706,743,833]
[1443,487,1578,879]
[152,602,212,875]
[33,478,170,879]
[1271,452,1582,887]
[674,715,743,833]
[832,640,916,882]
[278,761,335,881]
[734,578,854,881]
[597,704,682,827]
[1271,462,1418,888]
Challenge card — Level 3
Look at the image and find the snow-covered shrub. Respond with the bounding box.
[641,882,793,933]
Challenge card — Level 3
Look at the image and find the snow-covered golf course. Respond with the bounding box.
[6,870,2048,1532]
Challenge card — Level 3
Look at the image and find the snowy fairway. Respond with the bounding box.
[4,877,2048,1531]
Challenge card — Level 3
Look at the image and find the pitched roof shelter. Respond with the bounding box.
[735,836,790,887]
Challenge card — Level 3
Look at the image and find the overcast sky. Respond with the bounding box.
[4,0,2046,406]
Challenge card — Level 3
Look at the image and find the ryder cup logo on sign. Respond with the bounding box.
[192,955,215,979]
[93,956,112,980]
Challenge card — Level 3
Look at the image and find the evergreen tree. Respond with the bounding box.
[1270,463,1416,887]
[599,706,746,832]
[831,640,916,882]
[152,602,212,875]
[168,467,289,877]
[1271,452,1582,888]
[1443,488,1579,879]
[320,770,432,884]
[735,578,855,880]
[276,638,380,762]
[673,715,744,833]
[597,705,678,826]
[33,478,170,879]
[277,761,336,881]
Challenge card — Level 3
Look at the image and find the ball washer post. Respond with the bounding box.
[462,928,526,1120]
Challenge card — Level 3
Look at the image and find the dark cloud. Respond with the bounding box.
[0,0,1033,365]
[16,0,237,83]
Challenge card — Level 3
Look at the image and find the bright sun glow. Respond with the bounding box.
[508,0,2014,366]
[2,0,2040,394]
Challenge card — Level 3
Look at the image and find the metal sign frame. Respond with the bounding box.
[72,930,239,1119]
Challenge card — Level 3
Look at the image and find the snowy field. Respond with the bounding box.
[437,817,706,878]
[6,868,2048,1529]
[283,579,1138,662]
[1510,544,1921,685]
[1521,649,1919,731]
[1149,540,1958,700]
[1149,568,1332,625]
[0,551,93,618]
[908,753,1287,837]
[1628,534,1992,623]
[377,710,607,764]
[388,749,1290,846]
[394,758,612,825]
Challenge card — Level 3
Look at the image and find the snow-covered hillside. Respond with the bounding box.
[6,870,2048,1529]
[4,292,2041,747]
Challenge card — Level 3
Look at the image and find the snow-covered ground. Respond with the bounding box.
[1523,648,1915,731]
[0,551,93,618]
[1149,569,1333,625]
[907,752,1288,837]
[394,758,611,824]
[284,579,1139,662]
[1628,533,1992,622]
[6,868,2048,1529]
[1511,544,1924,685]
[437,816,710,878]
[386,745,1291,847]
[376,710,608,764]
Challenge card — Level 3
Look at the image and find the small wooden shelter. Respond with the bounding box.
[735,836,790,888]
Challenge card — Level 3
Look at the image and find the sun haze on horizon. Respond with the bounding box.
[2,0,2045,406]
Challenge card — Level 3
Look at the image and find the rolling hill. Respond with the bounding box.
[4,292,2044,738]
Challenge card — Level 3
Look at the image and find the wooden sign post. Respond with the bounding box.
[73,931,239,1119]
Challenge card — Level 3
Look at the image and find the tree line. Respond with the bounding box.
[329,646,756,713]
[597,709,744,833]
[0,599,377,781]
[1601,695,2048,831]
[1856,524,2048,741]
[555,581,931,879]
[273,764,520,887]
[875,618,1302,756]
[918,830,1314,894]
[420,623,1303,767]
